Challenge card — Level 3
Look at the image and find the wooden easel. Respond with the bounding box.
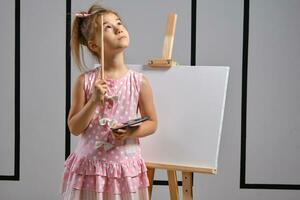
[145,13,217,200]
[147,13,178,68]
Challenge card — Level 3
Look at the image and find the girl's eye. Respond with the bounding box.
[117,22,122,25]
[104,25,112,30]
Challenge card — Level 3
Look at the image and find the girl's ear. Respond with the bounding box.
[87,40,100,53]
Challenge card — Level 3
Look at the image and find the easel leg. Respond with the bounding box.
[167,170,179,200]
[147,167,155,200]
[182,172,193,200]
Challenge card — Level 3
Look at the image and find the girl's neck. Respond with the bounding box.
[102,51,127,73]
[98,51,128,80]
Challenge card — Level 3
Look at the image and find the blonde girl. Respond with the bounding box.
[60,4,157,200]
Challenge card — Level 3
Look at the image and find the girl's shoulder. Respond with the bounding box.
[79,67,98,96]
[128,69,144,82]
[84,67,98,76]
[82,67,98,83]
[128,69,153,89]
[128,69,143,77]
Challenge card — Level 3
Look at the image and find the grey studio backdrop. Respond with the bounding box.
[1,0,300,200]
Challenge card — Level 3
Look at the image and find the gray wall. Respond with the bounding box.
[1,0,300,199]
[0,0,15,176]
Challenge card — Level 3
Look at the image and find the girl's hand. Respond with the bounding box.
[111,125,138,141]
[91,78,108,105]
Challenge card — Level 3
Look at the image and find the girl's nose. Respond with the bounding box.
[115,28,123,34]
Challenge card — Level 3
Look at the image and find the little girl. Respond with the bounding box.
[60,4,157,200]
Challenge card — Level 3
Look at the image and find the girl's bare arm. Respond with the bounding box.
[131,76,158,138]
[67,74,100,136]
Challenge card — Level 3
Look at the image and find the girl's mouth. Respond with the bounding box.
[118,36,127,40]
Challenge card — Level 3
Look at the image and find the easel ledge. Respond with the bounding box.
[146,162,217,174]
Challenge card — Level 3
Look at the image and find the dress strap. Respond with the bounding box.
[132,70,143,95]
[84,68,97,102]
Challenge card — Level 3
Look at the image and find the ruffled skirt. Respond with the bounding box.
[61,153,149,200]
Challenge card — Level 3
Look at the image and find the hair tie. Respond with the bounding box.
[75,11,92,18]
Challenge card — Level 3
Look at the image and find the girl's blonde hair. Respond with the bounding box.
[71,4,120,71]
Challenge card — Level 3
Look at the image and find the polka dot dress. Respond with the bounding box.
[60,68,149,200]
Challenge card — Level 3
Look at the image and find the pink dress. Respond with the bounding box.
[60,68,149,200]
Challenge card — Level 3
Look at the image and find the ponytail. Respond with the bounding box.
[71,17,87,72]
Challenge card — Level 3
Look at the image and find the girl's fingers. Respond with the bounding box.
[101,88,107,95]
[114,133,126,141]
[101,85,108,91]
[111,122,123,129]
[100,80,107,85]
[120,128,127,133]
[116,128,127,134]
[95,79,107,86]
[112,128,127,140]
[94,82,108,95]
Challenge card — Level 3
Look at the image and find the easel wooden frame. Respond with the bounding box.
[145,13,217,200]
[146,162,216,200]
[147,13,178,68]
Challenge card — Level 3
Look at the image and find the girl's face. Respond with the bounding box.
[96,12,130,53]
